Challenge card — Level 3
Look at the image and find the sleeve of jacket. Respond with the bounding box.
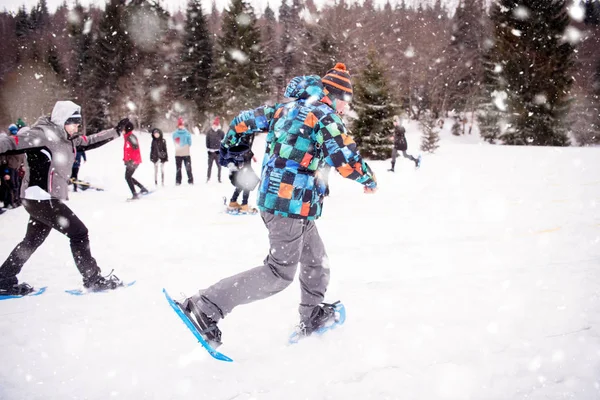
[0,127,46,154]
[127,134,139,150]
[74,128,119,151]
[317,113,377,189]
[221,105,276,149]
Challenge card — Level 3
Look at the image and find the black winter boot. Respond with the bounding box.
[0,277,34,296]
[84,271,123,291]
[182,298,222,347]
[298,301,340,336]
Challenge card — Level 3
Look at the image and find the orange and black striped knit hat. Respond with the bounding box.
[321,63,353,102]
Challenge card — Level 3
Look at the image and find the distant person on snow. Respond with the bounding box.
[0,101,129,296]
[205,116,224,183]
[150,128,168,186]
[172,117,194,185]
[389,116,420,171]
[122,121,149,200]
[224,132,259,213]
[178,63,377,348]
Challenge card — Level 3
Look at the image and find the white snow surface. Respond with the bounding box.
[1,125,599,399]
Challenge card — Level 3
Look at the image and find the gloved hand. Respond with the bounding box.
[115,118,131,135]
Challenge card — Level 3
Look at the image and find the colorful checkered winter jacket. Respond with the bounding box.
[222,75,377,220]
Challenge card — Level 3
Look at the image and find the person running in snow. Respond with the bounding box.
[150,128,168,186]
[205,116,224,183]
[0,101,129,296]
[180,63,377,346]
[122,121,149,200]
[70,150,86,192]
[224,133,259,213]
[172,117,194,185]
[389,116,419,171]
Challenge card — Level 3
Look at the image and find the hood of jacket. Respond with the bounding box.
[151,129,164,140]
[51,101,81,127]
[49,101,81,140]
[284,75,332,105]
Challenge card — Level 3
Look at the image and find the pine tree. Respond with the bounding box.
[488,0,574,146]
[446,0,486,114]
[86,0,134,132]
[583,0,600,25]
[261,5,279,99]
[30,0,49,32]
[175,0,213,119]
[420,112,440,153]
[214,0,267,115]
[68,3,95,132]
[352,49,395,160]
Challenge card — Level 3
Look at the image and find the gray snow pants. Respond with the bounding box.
[192,211,330,323]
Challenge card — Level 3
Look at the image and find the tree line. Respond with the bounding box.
[0,0,599,157]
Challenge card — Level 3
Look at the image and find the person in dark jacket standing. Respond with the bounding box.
[70,150,86,192]
[225,133,259,213]
[389,116,420,171]
[150,128,168,186]
[122,122,148,200]
[206,116,224,183]
[0,101,129,296]
[178,64,377,347]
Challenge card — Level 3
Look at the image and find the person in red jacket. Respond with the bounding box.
[121,120,148,200]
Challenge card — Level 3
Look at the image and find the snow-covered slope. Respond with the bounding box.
[1,129,599,399]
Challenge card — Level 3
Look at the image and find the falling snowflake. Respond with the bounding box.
[229,49,248,64]
[564,26,582,45]
[513,6,530,20]
[568,2,585,22]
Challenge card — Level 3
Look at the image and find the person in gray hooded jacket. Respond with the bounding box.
[0,100,130,296]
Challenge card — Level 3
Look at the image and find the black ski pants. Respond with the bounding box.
[0,199,100,284]
[175,156,194,184]
[207,151,221,181]
[125,161,146,195]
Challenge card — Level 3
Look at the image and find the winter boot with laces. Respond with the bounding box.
[84,271,123,292]
[298,301,341,337]
[181,297,222,347]
[0,277,35,296]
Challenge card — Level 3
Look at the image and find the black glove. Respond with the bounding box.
[115,118,131,135]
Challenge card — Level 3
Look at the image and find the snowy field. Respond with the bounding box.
[1,122,599,399]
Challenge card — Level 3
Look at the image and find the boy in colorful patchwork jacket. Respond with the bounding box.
[181,63,377,347]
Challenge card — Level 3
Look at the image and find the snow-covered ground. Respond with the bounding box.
[1,126,599,400]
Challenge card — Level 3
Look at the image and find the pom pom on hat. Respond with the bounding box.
[322,63,353,102]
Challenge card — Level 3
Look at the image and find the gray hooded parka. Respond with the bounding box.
[0,101,119,201]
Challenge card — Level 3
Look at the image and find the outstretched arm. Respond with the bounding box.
[74,128,119,151]
[317,113,377,189]
[0,127,46,154]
